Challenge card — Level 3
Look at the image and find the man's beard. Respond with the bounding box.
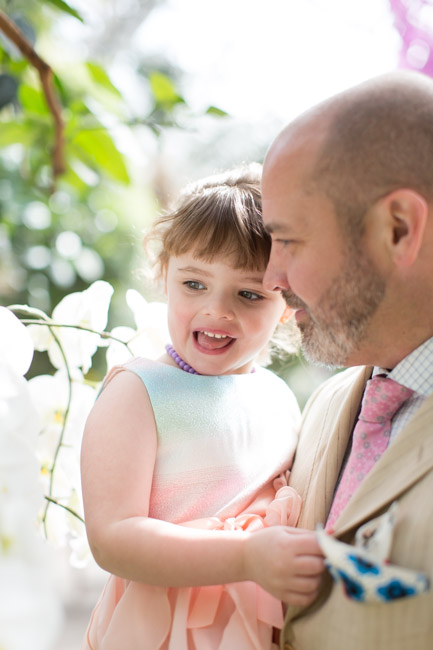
[283,249,386,369]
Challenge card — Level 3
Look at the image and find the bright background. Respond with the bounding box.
[71,0,401,184]
[2,1,433,648]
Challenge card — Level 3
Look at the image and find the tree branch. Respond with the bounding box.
[0,10,66,183]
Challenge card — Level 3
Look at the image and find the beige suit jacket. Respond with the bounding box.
[282,366,433,650]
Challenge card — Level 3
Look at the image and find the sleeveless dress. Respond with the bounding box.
[81,358,301,650]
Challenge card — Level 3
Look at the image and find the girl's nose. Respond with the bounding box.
[202,295,234,320]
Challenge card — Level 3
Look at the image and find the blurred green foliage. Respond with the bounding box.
[0,1,328,406]
[0,0,227,378]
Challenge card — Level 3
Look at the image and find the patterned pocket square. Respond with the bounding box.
[317,503,430,603]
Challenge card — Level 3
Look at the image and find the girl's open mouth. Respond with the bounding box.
[194,330,235,351]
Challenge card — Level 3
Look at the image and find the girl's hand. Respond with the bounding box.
[243,526,325,605]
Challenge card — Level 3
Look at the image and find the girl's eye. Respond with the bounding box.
[184,280,206,290]
[240,290,263,301]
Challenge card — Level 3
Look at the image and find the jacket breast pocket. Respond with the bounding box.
[317,504,430,603]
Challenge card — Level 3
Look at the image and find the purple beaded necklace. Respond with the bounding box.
[165,344,200,375]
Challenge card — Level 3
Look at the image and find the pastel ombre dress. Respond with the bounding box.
[82,357,301,650]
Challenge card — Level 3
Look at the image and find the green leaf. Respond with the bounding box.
[206,105,229,117]
[8,59,29,75]
[86,63,122,98]
[60,163,89,193]
[149,72,185,110]
[67,99,90,117]
[18,84,49,115]
[41,0,83,21]
[72,129,130,184]
[0,122,34,146]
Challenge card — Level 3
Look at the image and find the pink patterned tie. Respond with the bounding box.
[326,376,413,532]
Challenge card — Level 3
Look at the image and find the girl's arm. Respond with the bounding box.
[81,370,324,606]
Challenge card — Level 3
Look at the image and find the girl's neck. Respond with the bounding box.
[164,345,256,376]
[165,345,200,374]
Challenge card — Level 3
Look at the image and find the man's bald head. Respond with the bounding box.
[262,71,433,368]
[266,71,433,237]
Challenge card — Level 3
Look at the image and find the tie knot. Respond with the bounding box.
[359,376,414,424]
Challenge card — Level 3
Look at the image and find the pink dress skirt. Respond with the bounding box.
[81,474,301,650]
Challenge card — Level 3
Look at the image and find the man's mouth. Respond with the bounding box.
[294,308,309,324]
[194,330,235,350]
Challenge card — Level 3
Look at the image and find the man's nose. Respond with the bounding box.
[263,252,290,292]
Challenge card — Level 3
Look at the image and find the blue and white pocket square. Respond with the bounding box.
[317,503,430,603]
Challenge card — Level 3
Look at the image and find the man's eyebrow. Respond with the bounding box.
[265,222,289,235]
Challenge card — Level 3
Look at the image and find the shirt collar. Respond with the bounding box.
[373,336,433,398]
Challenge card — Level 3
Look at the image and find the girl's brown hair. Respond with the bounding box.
[145,163,270,277]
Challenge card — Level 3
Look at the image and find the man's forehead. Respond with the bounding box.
[262,192,311,234]
[263,109,331,186]
[262,169,335,235]
[263,145,319,200]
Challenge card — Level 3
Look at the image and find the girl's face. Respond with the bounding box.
[165,251,288,375]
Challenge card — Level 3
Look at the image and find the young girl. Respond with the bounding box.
[81,164,324,650]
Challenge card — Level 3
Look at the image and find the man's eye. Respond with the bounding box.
[184,280,206,290]
[240,290,263,301]
[276,239,293,247]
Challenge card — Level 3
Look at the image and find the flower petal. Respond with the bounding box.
[0,307,34,376]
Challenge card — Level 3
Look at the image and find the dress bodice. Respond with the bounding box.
[123,357,300,522]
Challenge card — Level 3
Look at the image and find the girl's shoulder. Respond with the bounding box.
[102,356,165,389]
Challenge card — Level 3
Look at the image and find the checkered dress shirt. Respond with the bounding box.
[373,335,433,442]
[334,336,433,495]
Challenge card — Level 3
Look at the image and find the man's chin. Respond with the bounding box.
[302,346,346,369]
[299,331,350,370]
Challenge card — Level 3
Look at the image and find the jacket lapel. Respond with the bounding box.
[295,366,372,529]
[335,392,433,536]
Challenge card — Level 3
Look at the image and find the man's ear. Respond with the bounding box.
[379,188,428,267]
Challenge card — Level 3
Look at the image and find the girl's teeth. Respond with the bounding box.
[202,331,228,339]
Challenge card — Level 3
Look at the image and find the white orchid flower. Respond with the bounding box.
[27,372,95,553]
[0,364,41,443]
[2,284,171,579]
[105,291,169,369]
[105,325,136,368]
[38,445,81,503]
[41,500,81,547]
[0,432,45,564]
[0,431,61,648]
[0,433,42,514]
[41,484,88,566]
[69,531,92,569]
[0,307,34,376]
[0,309,40,442]
[28,371,97,465]
[28,280,114,373]
[52,484,91,568]
[42,499,73,549]
[0,494,43,561]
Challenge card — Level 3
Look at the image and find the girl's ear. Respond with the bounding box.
[279,305,293,324]
[379,189,428,267]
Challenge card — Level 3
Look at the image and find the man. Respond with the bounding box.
[262,70,433,650]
